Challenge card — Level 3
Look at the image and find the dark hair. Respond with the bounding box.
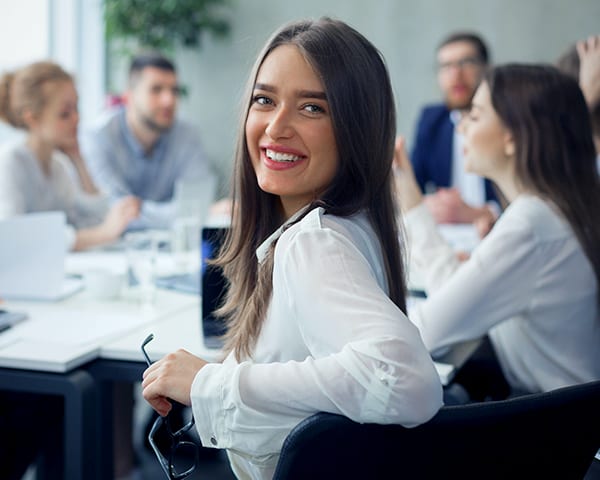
[556,44,600,139]
[486,64,600,300]
[218,17,406,359]
[438,32,490,64]
[0,61,72,129]
[128,52,176,85]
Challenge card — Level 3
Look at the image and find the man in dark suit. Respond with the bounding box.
[411,32,498,226]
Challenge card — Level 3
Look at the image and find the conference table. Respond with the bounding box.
[0,240,477,479]
[0,248,207,479]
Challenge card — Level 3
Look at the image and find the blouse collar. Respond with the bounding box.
[255,205,321,263]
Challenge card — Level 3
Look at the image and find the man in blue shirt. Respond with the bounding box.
[411,32,498,226]
[82,53,213,229]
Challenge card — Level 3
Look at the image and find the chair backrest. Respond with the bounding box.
[273,380,600,480]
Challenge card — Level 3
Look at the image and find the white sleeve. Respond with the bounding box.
[409,213,538,353]
[0,154,27,219]
[190,226,443,459]
[403,203,462,293]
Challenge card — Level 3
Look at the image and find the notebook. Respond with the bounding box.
[0,212,83,301]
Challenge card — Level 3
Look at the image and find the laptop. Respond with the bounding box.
[0,212,83,301]
[201,226,229,348]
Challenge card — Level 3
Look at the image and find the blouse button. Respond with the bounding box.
[210,436,218,446]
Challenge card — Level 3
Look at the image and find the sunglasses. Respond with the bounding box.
[141,333,199,479]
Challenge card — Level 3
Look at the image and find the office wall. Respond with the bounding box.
[108,0,600,191]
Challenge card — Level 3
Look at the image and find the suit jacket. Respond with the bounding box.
[410,103,498,204]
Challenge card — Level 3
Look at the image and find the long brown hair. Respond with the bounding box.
[217,17,406,360]
[0,61,72,129]
[486,64,600,302]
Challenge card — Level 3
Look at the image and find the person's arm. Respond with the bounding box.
[71,196,140,251]
[143,225,442,458]
[395,137,484,288]
[393,136,424,212]
[423,188,497,225]
[409,110,431,192]
[577,35,600,109]
[57,139,99,194]
[128,202,175,230]
[0,167,27,219]
[409,214,537,354]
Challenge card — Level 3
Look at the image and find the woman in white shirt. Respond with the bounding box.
[396,64,600,400]
[0,61,139,250]
[142,17,443,479]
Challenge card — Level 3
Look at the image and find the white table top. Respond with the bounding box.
[0,287,199,372]
[0,249,461,384]
[100,304,222,364]
[0,249,201,372]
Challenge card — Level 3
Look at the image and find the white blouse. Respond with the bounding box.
[191,207,443,480]
[0,140,108,247]
[404,195,600,394]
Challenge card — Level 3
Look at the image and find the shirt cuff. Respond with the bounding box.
[191,362,235,450]
[403,202,438,239]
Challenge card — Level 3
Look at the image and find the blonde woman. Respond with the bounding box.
[0,61,139,250]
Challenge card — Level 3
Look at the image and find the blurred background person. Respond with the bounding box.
[0,61,139,251]
[395,64,600,402]
[410,32,499,228]
[82,52,215,230]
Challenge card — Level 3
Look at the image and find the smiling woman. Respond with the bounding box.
[141,17,443,480]
[246,44,339,218]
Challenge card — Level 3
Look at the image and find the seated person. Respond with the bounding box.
[141,17,443,480]
[395,64,600,401]
[0,61,139,250]
[411,32,499,227]
[81,52,215,230]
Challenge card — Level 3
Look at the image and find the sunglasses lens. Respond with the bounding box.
[170,440,198,477]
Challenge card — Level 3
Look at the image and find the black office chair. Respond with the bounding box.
[273,380,600,480]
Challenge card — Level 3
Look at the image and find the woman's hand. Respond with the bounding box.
[57,137,101,194]
[577,35,600,109]
[100,196,141,239]
[57,137,83,164]
[392,136,423,213]
[72,196,140,250]
[142,349,208,417]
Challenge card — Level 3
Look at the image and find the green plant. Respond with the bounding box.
[104,0,232,51]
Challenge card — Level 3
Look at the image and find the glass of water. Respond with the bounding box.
[125,231,159,305]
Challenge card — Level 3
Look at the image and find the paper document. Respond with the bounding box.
[15,309,149,346]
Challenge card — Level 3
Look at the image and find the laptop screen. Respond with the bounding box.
[201,227,229,348]
[0,211,81,301]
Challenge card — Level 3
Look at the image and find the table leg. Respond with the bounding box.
[0,368,99,480]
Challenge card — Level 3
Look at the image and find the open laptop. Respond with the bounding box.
[0,212,82,301]
[200,226,229,348]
